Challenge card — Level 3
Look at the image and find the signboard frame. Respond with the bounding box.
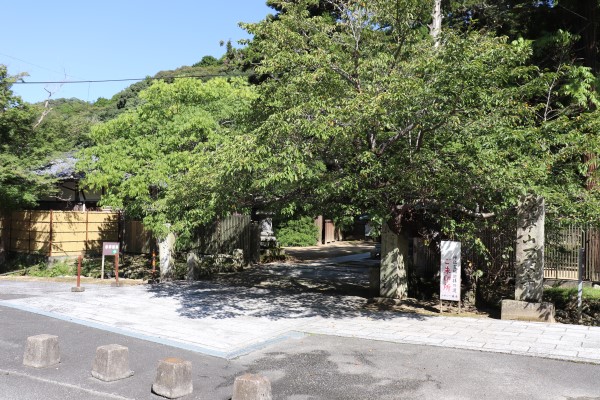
[440,240,461,313]
[101,242,120,280]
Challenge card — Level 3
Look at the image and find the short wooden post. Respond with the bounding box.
[49,210,53,257]
[71,254,85,292]
[115,254,119,285]
[77,255,82,287]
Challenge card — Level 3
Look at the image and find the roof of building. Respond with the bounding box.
[36,154,82,180]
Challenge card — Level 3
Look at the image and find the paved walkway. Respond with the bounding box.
[1,259,600,364]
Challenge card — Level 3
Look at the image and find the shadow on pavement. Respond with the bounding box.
[146,262,428,322]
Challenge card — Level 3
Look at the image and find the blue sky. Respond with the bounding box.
[1,1,272,104]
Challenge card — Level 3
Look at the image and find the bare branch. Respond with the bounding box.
[33,88,53,129]
[330,64,361,91]
[376,122,416,156]
[412,199,496,219]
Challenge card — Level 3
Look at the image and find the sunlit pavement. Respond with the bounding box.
[1,257,599,364]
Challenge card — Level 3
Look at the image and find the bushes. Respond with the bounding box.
[276,217,318,247]
[544,287,600,326]
[28,261,76,277]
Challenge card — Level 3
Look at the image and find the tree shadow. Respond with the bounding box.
[284,242,376,262]
[146,263,428,322]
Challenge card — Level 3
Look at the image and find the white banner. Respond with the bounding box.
[440,241,461,302]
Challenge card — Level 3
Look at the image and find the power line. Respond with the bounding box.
[0,52,84,80]
[12,73,250,85]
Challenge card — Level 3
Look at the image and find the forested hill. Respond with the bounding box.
[33,53,245,154]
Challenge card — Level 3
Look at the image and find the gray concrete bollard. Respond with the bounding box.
[23,334,60,368]
[232,373,273,400]
[92,344,134,382]
[152,357,193,399]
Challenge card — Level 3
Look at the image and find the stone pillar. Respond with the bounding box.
[91,344,134,382]
[23,334,60,368]
[187,252,200,281]
[379,223,409,299]
[515,195,545,302]
[152,357,193,399]
[232,373,273,400]
[159,232,176,282]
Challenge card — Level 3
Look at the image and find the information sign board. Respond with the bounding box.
[440,241,461,302]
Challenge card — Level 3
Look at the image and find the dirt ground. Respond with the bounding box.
[282,241,494,319]
[283,240,376,261]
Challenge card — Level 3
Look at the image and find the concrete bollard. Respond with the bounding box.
[152,357,193,399]
[232,373,273,400]
[92,344,134,382]
[23,334,60,368]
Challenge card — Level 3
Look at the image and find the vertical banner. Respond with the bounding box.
[440,241,461,302]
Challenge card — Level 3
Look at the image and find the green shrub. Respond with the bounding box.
[545,287,600,301]
[28,261,76,277]
[276,217,318,247]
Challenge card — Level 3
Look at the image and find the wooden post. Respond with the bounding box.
[77,255,82,288]
[49,210,53,257]
[85,211,89,252]
[28,211,32,254]
[115,253,119,285]
[118,212,125,268]
[71,253,85,292]
[8,212,12,254]
[152,251,156,274]
[578,248,584,323]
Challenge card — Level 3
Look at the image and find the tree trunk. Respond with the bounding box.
[158,232,176,281]
[0,236,5,266]
[380,222,410,299]
[580,0,599,189]
[430,0,442,47]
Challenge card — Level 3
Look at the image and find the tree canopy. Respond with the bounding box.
[79,77,256,241]
[217,0,600,238]
[9,0,600,251]
[0,65,57,211]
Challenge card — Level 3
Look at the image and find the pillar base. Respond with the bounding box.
[501,299,555,323]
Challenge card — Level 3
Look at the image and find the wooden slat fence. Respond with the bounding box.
[3,211,260,262]
[5,211,119,257]
[545,225,600,281]
[411,224,600,282]
[123,220,153,254]
[586,228,600,282]
[314,216,343,245]
[194,215,260,263]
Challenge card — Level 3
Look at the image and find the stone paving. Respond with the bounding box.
[1,258,600,364]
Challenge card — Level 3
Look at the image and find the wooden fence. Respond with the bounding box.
[1,211,261,262]
[545,225,600,281]
[194,215,260,263]
[411,224,600,282]
[314,216,343,245]
[123,220,153,254]
[3,211,119,257]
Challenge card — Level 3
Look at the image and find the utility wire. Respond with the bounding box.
[12,73,250,85]
[0,52,84,80]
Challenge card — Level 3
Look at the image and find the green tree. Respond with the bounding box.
[0,65,56,211]
[78,77,256,276]
[208,0,600,296]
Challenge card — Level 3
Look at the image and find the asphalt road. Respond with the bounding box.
[1,305,600,400]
